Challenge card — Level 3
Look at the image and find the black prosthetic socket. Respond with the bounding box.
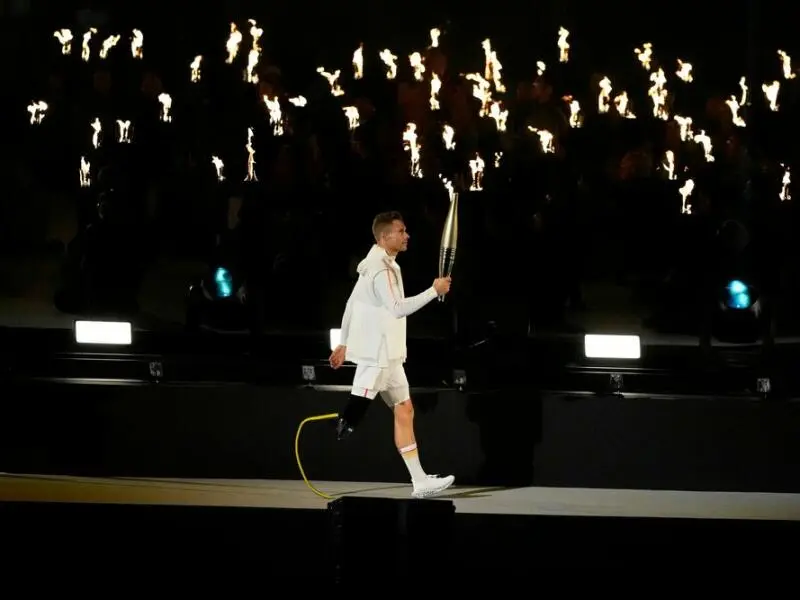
[337,395,372,440]
[342,395,371,428]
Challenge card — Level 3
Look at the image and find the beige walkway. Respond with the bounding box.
[1,473,798,521]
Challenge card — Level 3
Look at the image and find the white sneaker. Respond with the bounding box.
[411,474,455,498]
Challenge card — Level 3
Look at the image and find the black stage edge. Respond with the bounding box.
[2,499,797,585]
[3,381,800,492]
[6,325,800,399]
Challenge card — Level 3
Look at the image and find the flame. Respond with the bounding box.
[353,43,364,80]
[190,56,203,82]
[430,28,441,48]
[465,73,492,117]
[676,59,693,82]
[489,101,508,131]
[440,176,455,202]
[780,164,791,201]
[694,130,714,162]
[342,106,360,130]
[662,150,676,180]
[131,29,143,59]
[211,156,225,182]
[263,95,284,136]
[317,67,344,96]
[634,43,653,70]
[469,154,485,190]
[442,124,455,150]
[90,118,102,148]
[481,39,505,93]
[99,35,120,59]
[598,76,612,113]
[158,93,172,122]
[79,156,91,187]
[674,115,694,141]
[244,127,257,181]
[528,127,555,154]
[537,61,546,77]
[778,50,796,80]
[430,73,442,110]
[762,81,780,112]
[614,92,636,119]
[402,123,422,179]
[409,52,425,82]
[725,96,746,127]
[679,179,694,214]
[54,29,73,55]
[557,27,570,63]
[288,96,307,107]
[27,101,48,125]
[739,77,748,106]
[494,151,502,168]
[379,49,398,80]
[563,96,582,128]
[225,23,243,64]
[81,28,97,62]
[648,68,669,120]
[116,119,131,143]
[245,19,263,83]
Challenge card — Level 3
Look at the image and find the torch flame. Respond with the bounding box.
[81,28,97,62]
[54,29,73,55]
[469,154,485,190]
[158,93,172,123]
[131,29,143,59]
[679,179,694,214]
[225,23,243,64]
[79,157,91,187]
[27,101,48,125]
[99,35,120,59]
[557,27,570,63]
[353,44,364,80]
[780,164,791,201]
[211,156,225,182]
[244,127,257,181]
[380,49,398,80]
[317,67,344,96]
[402,123,423,179]
[190,56,203,82]
[442,124,455,150]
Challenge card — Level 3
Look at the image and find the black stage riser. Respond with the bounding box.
[3,382,800,493]
[2,500,797,583]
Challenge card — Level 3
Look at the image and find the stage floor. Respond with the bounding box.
[2,473,799,521]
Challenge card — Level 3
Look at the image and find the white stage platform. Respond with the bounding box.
[1,473,799,521]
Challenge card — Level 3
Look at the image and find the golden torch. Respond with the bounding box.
[438,180,459,301]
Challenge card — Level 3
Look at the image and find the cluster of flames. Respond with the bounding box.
[36,25,796,207]
[54,28,143,62]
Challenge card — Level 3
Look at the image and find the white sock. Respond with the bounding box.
[400,444,427,483]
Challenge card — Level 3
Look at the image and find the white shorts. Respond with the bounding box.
[351,360,410,408]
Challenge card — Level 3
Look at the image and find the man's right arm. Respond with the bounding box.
[339,291,355,347]
[374,268,438,319]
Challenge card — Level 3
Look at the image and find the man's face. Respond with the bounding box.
[383,220,409,253]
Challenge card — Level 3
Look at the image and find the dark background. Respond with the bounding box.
[3,381,799,493]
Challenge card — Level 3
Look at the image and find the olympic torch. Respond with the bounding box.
[438,181,459,301]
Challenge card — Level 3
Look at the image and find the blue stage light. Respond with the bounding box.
[725,279,751,310]
[214,267,234,298]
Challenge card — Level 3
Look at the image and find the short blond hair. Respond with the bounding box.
[372,211,403,242]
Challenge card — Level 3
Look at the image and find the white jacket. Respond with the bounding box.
[340,244,438,367]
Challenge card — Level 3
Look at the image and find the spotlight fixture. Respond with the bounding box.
[74,320,132,345]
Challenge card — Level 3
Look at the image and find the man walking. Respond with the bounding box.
[329,211,454,498]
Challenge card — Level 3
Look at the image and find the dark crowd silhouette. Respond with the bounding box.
[4,14,800,345]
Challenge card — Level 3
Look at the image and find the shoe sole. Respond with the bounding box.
[411,477,455,499]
